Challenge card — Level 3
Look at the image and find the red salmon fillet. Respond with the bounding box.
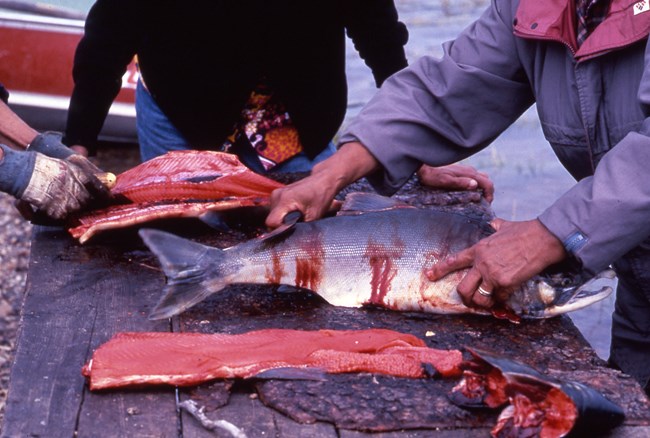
[68,150,285,242]
[82,329,462,390]
[112,150,284,203]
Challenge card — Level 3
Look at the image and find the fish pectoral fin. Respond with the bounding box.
[252,367,328,381]
[337,192,413,216]
[197,211,231,231]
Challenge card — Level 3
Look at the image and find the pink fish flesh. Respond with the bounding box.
[82,329,463,390]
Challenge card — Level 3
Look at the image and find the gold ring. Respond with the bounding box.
[477,286,493,297]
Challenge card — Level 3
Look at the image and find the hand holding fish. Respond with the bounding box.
[266,169,342,227]
[417,164,494,202]
[426,218,567,309]
[266,141,380,228]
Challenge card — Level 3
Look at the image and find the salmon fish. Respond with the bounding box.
[139,193,615,320]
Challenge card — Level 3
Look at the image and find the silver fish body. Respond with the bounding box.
[140,194,614,320]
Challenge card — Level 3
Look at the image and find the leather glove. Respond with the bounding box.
[0,144,96,220]
[27,131,110,199]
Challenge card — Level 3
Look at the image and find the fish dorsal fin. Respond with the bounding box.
[337,192,414,216]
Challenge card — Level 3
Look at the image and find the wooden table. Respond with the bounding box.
[3,220,650,438]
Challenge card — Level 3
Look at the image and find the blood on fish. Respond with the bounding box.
[265,250,286,284]
[294,231,324,290]
[295,257,322,290]
[491,308,522,325]
[364,238,404,308]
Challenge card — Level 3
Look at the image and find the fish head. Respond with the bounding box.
[505,268,616,318]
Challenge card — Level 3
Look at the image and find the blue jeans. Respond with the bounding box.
[136,81,190,162]
[136,81,336,171]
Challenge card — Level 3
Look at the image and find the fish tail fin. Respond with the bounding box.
[139,228,230,320]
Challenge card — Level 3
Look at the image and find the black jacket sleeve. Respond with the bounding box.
[344,0,409,87]
[63,0,145,152]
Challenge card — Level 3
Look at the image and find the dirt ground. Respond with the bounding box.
[0,193,32,424]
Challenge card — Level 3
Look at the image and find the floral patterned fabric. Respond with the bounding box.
[224,82,303,171]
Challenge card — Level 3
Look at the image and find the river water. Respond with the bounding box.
[344,0,614,359]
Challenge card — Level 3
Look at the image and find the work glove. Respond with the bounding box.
[0,144,99,220]
[27,131,110,198]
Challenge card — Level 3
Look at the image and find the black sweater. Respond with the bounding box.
[64,0,408,157]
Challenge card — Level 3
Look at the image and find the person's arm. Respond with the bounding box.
[535,35,650,276]
[339,3,534,196]
[343,0,409,87]
[538,136,650,274]
[63,0,140,154]
[0,99,38,149]
[426,12,650,308]
[427,125,650,310]
[265,142,380,228]
[0,143,107,220]
[0,99,110,219]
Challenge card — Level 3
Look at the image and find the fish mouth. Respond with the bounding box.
[537,269,616,318]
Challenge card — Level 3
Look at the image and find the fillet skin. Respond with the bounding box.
[69,197,269,244]
[82,329,463,390]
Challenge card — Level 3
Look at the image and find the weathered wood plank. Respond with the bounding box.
[179,384,338,437]
[4,202,650,437]
[340,428,491,438]
[75,234,178,436]
[2,227,178,437]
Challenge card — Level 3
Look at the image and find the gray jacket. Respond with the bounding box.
[340,0,650,274]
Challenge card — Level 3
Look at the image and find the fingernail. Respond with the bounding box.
[468,179,478,189]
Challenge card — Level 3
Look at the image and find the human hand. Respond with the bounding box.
[417,164,494,203]
[425,218,566,309]
[0,144,104,220]
[265,141,380,228]
[28,132,110,198]
[21,152,108,219]
[265,170,342,228]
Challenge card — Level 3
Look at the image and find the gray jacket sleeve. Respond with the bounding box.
[538,38,650,275]
[338,1,535,194]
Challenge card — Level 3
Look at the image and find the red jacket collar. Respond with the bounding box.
[514,0,650,59]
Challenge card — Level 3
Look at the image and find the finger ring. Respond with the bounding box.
[477,286,493,297]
